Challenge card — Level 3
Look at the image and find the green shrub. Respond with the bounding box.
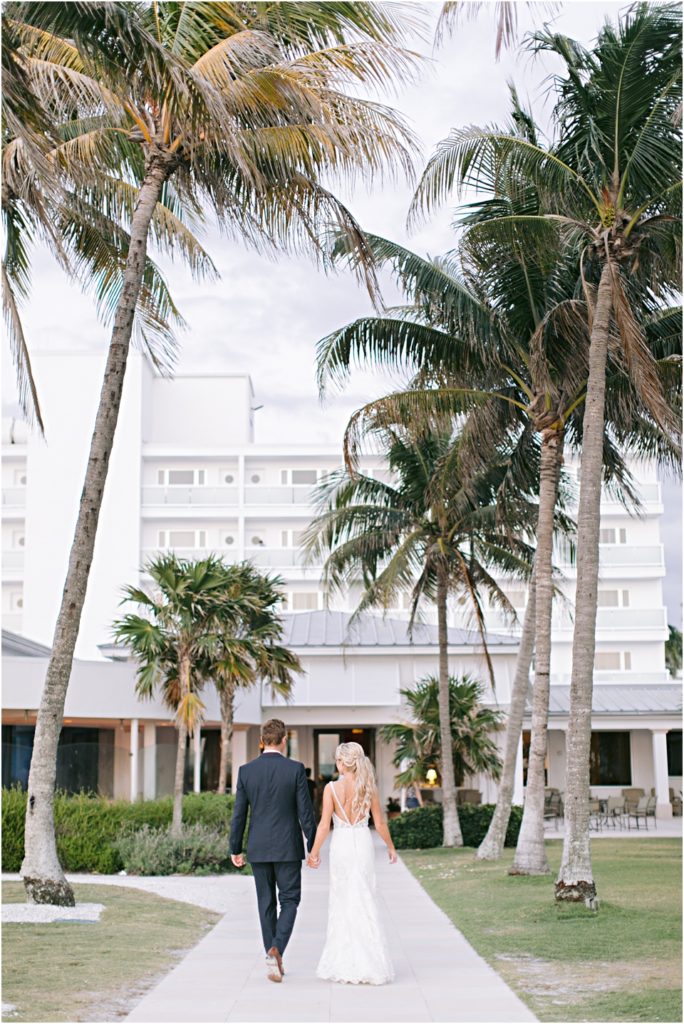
[114,823,233,875]
[389,803,523,849]
[1,788,236,873]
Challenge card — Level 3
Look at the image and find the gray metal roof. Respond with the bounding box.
[1,629,52,658]
[279,610,518,649]
[534,685,682,716]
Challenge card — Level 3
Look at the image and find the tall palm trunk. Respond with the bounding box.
[172,650,191,837]
[476,568,536,861]
[217,682,235,794]
[437,572,462,846]
[21,151,174,904]
[510,427,564,875]
[555,264,613,906]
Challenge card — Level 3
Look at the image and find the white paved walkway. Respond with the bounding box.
[122,835,535,1024]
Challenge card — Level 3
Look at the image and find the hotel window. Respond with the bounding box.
[622,590,630,606]
[667,731,682,776]
[597,590,619,607]
[13,469,27,486]
[507,589,527,609]
[12,531,25,548]
[158,530,206,548]
[590,732,631,785]
[10,592,23,611]
[291,592,319,611]
[281,469,318,485]
[594,651,621,670]
[599,527,627,544]
[157,469,205,486]
[281,530,306,547]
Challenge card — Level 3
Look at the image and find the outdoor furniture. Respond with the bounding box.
[543,791,563,828]
[589,797,606,831]
[627,795,652,830]
[456,789,482,806]
[621,787,645,814]
[605,796,626,829]
[651,787,683,816]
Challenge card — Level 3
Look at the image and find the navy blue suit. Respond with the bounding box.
[230,752,317,955]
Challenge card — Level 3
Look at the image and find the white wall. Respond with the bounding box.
[145,375,254,447]
[23,352,143,657]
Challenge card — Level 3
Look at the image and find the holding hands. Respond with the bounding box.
[307,851,321,869]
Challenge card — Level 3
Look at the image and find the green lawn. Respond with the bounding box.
[401,838,682,1023]
[2,883,219,1022]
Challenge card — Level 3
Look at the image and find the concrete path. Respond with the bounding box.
[123,834,536,1024]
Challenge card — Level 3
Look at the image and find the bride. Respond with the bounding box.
[307,741,397,985]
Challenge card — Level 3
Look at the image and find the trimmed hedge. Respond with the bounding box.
[2,788,236,874]
[114,823,234,875]
[388,803,523,849]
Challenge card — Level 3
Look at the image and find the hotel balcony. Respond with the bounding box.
[140,546,321,571]
[2,550,24,580]
[2,488,26,512]
[142,486,239,506]
[244,486,315,505]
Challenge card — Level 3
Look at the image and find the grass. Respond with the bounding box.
[2,883,220,1022]
[401,838,682,1023]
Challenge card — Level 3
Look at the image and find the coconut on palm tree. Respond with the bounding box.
[380,675,503,796]
[304,421,534,846]
[13,0,421,905]
[408,1,682,903]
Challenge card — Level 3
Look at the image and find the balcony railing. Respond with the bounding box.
[246,547,314,568]
[551,670,671,686]
[244,486,314,505]
[2,488,26,508]
[142,486,238,506]
[2,550,24,570]
[599,544,664,567]
[485,605,668,633]
[602,482,661,505]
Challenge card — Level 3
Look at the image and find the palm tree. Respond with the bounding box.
[212,562,301,795]
[305,423,534,846]
[408,2,682,903]
[380,675,503,795]
[14,0,420,905]
[113,554,257,835]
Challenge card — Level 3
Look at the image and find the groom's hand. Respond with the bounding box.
[231,853,246,868]
[307,853,320,868]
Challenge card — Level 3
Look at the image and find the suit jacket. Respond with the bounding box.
[229,752,317,862]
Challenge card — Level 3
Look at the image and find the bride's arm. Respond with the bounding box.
[370,790,398,863]
[307,784,333,868]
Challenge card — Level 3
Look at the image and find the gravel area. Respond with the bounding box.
[3,902,104,924]
[2,873,252,914]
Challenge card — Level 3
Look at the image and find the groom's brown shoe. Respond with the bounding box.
[266,947,283,983]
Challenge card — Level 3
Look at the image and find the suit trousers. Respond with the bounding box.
[251,861,302,955]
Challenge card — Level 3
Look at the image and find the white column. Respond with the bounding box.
[232,729,248,794]
[193,728,202,793]
[652,729,673,819]
[143,723,156,800]
[513,735,525,805]
[129,718,139,802]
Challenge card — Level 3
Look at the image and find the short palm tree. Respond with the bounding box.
[408,2,682,904]
[212,562,301,794]
[113,554,257,836]
[15,0,420,905]
[304,423,534,846]
[380,675,503,795]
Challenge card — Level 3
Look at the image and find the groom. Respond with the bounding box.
[230,718,317,983]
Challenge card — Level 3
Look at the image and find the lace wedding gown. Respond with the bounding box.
[316,781,394,985]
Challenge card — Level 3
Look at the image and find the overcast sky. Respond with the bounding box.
[3,1,681,625]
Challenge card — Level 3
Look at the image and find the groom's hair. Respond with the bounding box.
[261,719,287,747]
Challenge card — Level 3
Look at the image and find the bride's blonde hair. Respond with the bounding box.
[335,742,376,820]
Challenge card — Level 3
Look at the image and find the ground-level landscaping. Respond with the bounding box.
[401,838,682,1022]
[2,883,219,1022]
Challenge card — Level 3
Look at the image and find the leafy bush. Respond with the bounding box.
[114,823,234,875]
[2,788,236,873]
[389,802,523,849]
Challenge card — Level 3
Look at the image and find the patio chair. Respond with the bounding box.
[589,798,604,831]
[456,789,482,806]
[626,795,651,830]
[543,791,563,830]
[671,789,683,817]
[605,796,626,829]
[621,787,645,814]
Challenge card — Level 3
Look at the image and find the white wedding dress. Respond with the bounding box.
[316,781,394,985]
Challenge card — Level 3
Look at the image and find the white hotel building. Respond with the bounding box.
[2,352,681,816]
